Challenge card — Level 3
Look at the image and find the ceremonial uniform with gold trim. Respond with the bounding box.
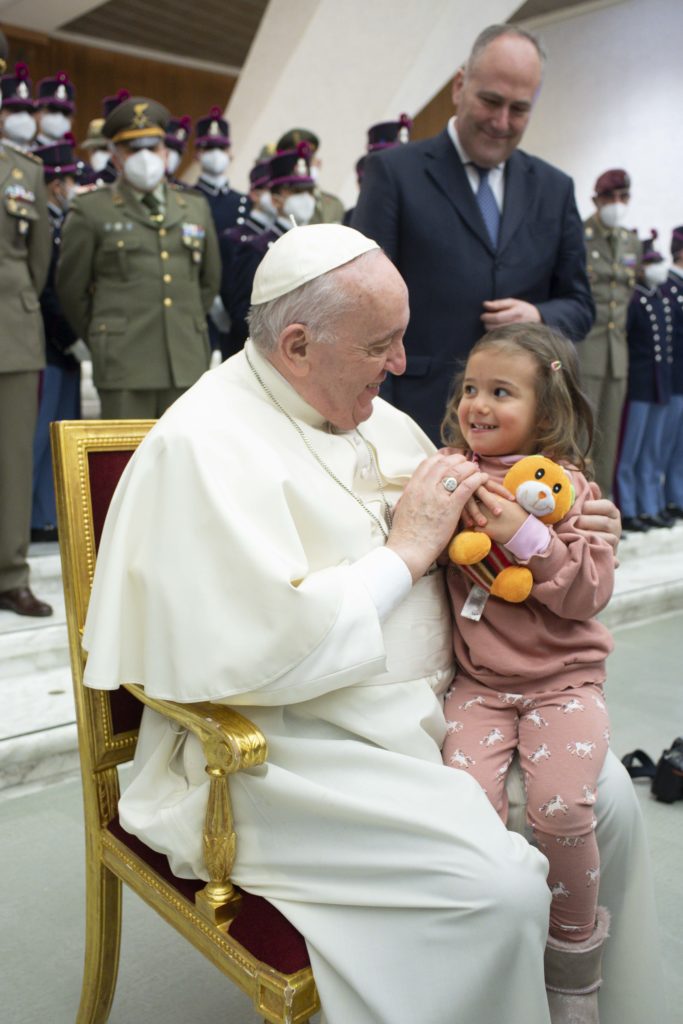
[0,140,51,592]
[56,179,220,418]
[660,267,683,512]
[578,214,640,495]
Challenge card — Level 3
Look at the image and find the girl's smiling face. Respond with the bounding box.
[457,347,540,456]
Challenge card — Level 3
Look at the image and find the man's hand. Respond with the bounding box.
[387,452,487,583]
[439,447,512,527]
[481,298,541,330]
[575,486,622,556]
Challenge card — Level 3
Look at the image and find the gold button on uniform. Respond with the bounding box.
[160,251,169,260]
[163,297,172,307]
[117,239,124,248]
[159,228,167,237]
[608,321,615,329]
[163,273,172,283]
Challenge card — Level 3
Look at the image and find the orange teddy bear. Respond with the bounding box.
[448,455,575,603]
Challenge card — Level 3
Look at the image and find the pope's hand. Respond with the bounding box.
[387,453,487,583]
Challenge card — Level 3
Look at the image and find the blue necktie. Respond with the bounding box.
[473,165,500,248]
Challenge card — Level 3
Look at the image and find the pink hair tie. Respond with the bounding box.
[550,360,562,372]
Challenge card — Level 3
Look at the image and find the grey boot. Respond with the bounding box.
[544,906,610,1024]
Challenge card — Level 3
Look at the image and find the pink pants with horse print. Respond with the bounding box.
[442,672,610,942]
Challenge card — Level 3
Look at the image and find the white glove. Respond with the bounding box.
[208,294,231,333]
[65,339,91,363]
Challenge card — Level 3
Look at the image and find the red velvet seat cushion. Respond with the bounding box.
[108,817,311,974]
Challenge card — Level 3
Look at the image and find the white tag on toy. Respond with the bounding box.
[461,585,489,621]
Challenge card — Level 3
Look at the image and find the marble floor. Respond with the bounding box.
[1,501,682,1021]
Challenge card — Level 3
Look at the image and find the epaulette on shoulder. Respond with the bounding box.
[2,140,43,164]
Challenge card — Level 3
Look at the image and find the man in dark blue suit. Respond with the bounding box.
[352,24,594,444]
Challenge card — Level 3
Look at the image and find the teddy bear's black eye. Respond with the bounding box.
[553,483,562,493]
[535,468,545,480]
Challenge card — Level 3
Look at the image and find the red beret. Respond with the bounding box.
[594,169,630,196]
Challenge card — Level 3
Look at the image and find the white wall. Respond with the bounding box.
[522,0,682,253]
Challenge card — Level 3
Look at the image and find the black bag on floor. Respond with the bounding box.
[622,738,683,804]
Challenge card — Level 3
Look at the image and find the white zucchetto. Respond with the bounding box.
[251,224,379,305]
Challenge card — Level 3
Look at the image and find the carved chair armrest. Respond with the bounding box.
[123,683,268,770]
[123,683,268,926]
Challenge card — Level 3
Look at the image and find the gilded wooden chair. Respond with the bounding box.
[51,419,319,1024]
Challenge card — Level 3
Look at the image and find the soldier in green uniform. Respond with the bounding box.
[0,31,54,617]
[578,169,641,496]
[276,128,344,224]
[56,96,220,419]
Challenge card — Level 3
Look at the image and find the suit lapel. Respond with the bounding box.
[423,130,495,253]
[498,151,534,255]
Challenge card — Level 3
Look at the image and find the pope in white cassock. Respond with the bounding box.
[83,225,664,1023]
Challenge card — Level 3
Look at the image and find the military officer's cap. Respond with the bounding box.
[367,113,412,152]
[103,96,170,148]
[36,70,76,112]
[249,159,270,190]
[101,88,130,119]
[670,227,683,260]
[1,61,35,111]
[34,133,81,181]
[195,106,230,148]
[277,127,319,153]
[0,30,8,76]
[268,143,314,191]
[165,114,192,153]
[594,168,630,197]
[80,117,107,150]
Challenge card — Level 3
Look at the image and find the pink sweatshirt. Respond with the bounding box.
[447,454,615,693]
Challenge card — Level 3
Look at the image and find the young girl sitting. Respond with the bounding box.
[441,323,614,1020]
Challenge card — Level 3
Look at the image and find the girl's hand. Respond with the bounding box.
[467,496,529,545]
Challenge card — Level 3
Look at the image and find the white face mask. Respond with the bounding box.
[643,263,668,288]
[3,111,37,144]
[257,190,277,220]
[283,191,316,226]
[598,202,628,229]
[90,149,111,173]
[40,111,72,140]
[166,149,181,175]
[124,148,166,192]
[200,148,230,176]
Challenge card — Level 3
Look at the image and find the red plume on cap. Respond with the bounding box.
[399,112,413,130]
[15,61,30,80]
[117,88,130,103]
[295,140,312,160]
[641,229,663,264]
[63,131,76,146]
[56,70,70,84]
[209,105,222,118]
[179,115,192,131]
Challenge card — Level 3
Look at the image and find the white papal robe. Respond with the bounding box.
[83,341,664,1024]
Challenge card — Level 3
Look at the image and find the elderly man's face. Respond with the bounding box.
[304,255,408,430]
[452,34,542,168]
